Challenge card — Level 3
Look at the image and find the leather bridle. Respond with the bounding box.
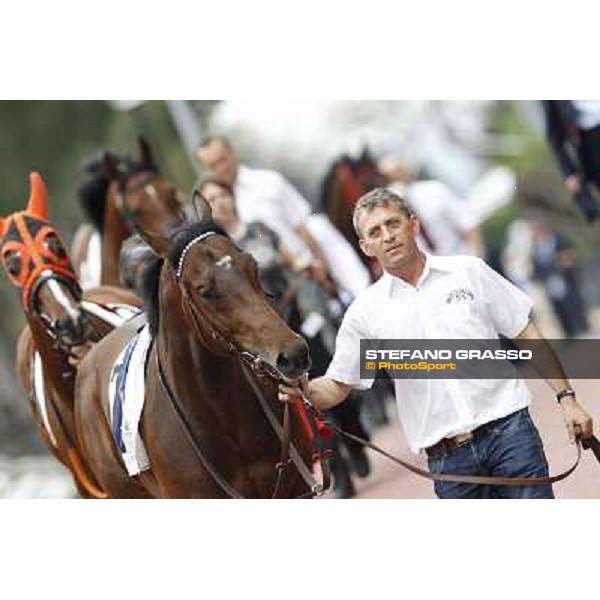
[154,231,330,498]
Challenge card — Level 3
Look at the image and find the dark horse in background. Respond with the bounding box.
[71,138,171,289]
[320,149,394,464]
[71,153,134,288]
[74,144,317,498]
[320,148,385,280]
[0,173,142,498]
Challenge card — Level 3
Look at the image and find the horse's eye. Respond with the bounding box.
[4,251,22,277]
[197,281,220,300]
[44,233,66,259]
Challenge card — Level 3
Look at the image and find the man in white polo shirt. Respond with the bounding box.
[280,188,594,498]
[195,136,371,300]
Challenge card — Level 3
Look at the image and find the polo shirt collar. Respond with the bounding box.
[383,252,453,297]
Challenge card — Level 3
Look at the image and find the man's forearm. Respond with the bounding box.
[514,321,571,394]
[308,376,351,411]
[295,223,328,266]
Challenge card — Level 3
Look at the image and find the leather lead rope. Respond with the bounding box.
[239,361,328,498]
[303,401,587,487]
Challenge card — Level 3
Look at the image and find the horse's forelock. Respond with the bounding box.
[77,153,136,232]
[166,222,229,271]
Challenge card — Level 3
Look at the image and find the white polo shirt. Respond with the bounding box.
[234,165,312,263]
[326,254,533,453]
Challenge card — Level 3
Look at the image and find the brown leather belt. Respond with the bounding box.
[425,419,500,458]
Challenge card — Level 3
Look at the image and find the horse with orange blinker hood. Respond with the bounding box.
[0,173,142,498]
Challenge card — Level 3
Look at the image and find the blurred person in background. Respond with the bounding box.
[378,155,486,258]
[195,135,370,303]
[530,220,589,338]
[542,101,600,222]
[196,178,372,498]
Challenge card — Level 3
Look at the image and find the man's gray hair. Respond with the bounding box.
[352,188,412,237]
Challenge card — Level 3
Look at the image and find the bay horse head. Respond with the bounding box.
[104,136,190,256]
[175,224,311,379]
[0,173,91,347]
[141,185,311,381]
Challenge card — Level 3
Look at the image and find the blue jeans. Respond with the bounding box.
[427,409,554,499]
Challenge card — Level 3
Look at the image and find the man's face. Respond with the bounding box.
[196,140,238,187]
[358,203,420,271]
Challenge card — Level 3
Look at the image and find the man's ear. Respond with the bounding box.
[359,237,375,258]
[410,213,421,237]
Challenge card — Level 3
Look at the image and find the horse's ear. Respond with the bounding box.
[102,152,120,180]
[138,136,156,170]
[191,190,213,223]
[0,218,6,238]
[27,172,49,220]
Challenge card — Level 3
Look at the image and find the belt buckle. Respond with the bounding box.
[453,432,474,448]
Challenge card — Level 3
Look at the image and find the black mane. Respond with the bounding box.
[142,222,228,337]
[140,254,164,337]
[76,152,135,232]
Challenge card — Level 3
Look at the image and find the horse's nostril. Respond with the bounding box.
[276,339,311,378]
[55,311,89,343]
[277,351,291,371]
[56,314,73,333]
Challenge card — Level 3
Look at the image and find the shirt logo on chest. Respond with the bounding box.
[445,287,475,304]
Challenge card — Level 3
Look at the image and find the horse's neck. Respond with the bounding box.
[100,200,130,287]
[26,316,77,429]
[158,311,240,428]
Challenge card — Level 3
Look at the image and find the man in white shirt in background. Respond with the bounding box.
[378,156,486,258]
[280,188,593,499]
[195,136,370,302]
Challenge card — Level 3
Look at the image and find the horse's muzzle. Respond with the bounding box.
[55,310,92,346]
[276,338,311,380]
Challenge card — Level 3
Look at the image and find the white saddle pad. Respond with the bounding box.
[108,325,153,476]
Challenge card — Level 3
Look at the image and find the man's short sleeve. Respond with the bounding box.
[478,259,533,338]
[325,303,374,390]
[276,175,311,228]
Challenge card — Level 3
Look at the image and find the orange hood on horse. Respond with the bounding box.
[0,172,79,310]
